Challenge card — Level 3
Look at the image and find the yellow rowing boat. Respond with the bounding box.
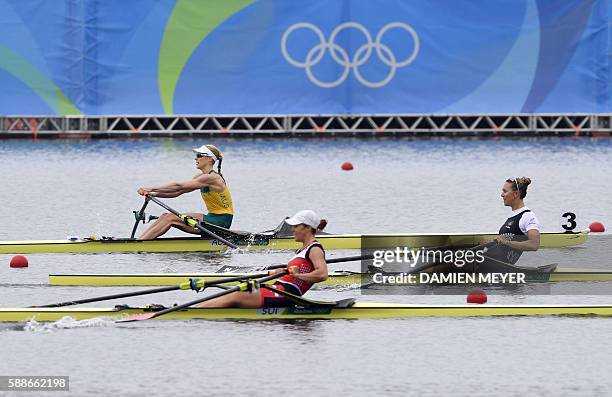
[48,266,612,286]
[2,302,612,322]
[0,230,589,254]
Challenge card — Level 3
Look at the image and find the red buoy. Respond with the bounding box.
[10,255,29,268]
[589,221,605,233]
[466,288,487,304]
[341,162,354,171]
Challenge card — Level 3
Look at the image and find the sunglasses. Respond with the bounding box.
[196,153,211,159]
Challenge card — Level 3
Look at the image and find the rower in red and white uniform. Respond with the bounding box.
[193,210,328,308]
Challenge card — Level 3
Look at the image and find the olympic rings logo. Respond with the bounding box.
[281,22,419,88]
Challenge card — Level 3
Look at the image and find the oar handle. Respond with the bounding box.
[266,264,287,270]
[328,254,374,264]
[259,254,376,272]
[146,195,238,249]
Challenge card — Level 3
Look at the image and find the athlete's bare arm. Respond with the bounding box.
[288,247,329,283]
[496,229,540,251]
[137,173,220,198]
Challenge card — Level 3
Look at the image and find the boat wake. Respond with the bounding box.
[226,247,285,255]
[22,316,116,332]
[315,283,362,292]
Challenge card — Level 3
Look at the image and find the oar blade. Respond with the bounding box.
[116,312,156,323]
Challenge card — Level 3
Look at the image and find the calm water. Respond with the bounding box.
[1,137,612,396]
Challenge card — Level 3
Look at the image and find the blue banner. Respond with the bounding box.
[0,0,608,115]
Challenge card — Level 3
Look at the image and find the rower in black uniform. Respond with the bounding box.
[374,177,542,275]
[422,177,541,275]
[479,177,541,272]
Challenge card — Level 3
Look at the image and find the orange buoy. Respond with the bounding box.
[466,288,487,304]
[10,255,29,268]
[341,162,354,171]
[589,222,605,233]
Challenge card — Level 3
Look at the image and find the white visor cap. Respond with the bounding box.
[285,210,321,229]
[193,145,217,161]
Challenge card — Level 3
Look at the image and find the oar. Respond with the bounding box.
[215,253,376,273]
[361,233,515,288]
[32,273,268,308]
[118,271,287,322]
[367,233,516,275]
[409,240,500,274]
[146,195,238,249]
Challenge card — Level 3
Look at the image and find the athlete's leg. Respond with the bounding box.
[192,291,262,308]
[138,212,204,240]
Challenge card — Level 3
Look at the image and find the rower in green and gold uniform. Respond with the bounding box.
[137,144,234,240]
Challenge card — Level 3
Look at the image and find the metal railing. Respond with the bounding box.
[1,114,610,137]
